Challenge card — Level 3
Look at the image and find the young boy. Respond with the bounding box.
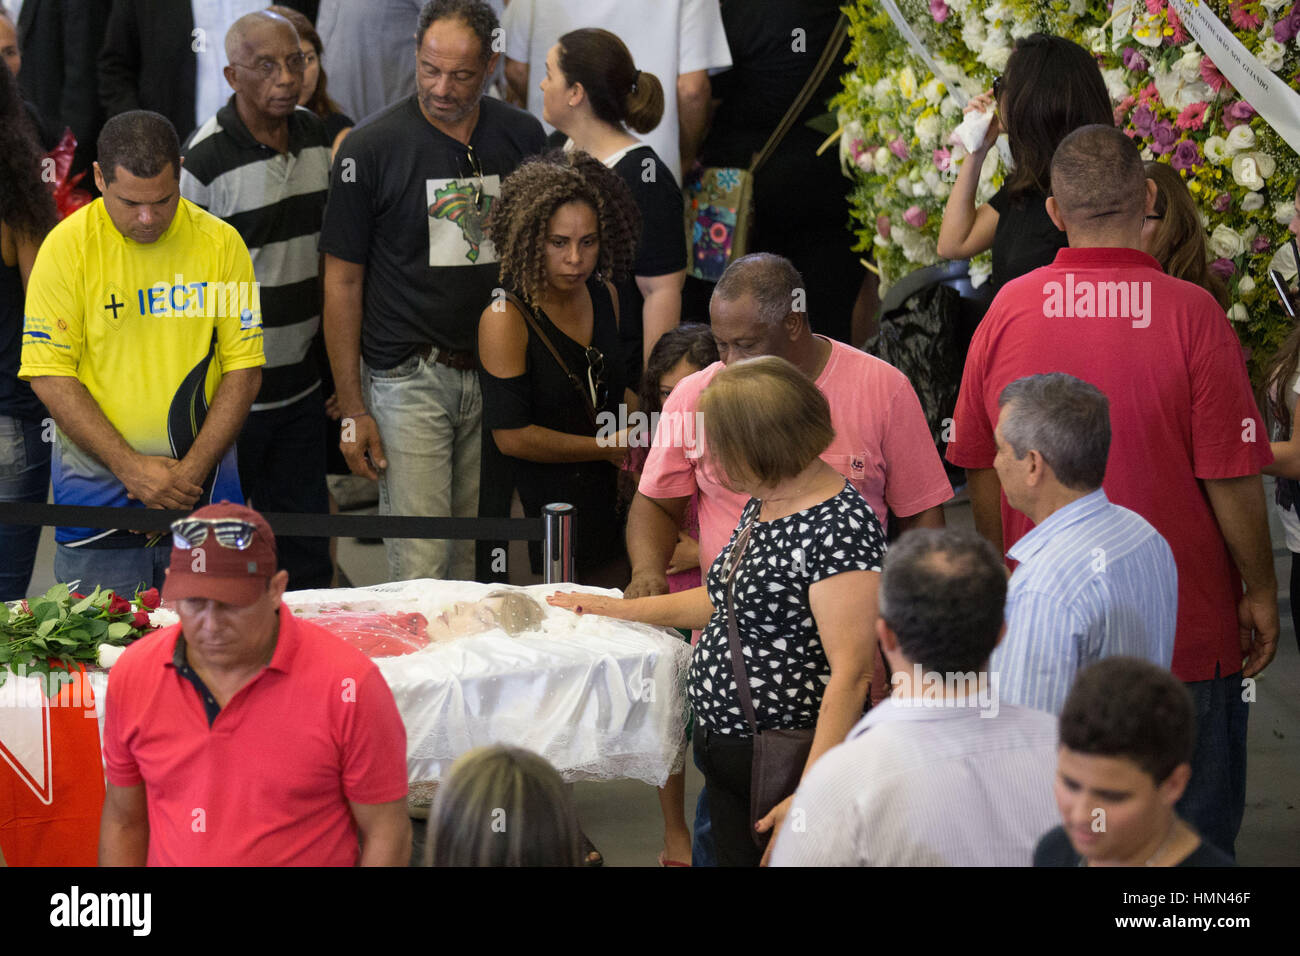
[1035,657,1235,866]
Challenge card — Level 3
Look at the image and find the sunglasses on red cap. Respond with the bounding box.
[170,517,260,551]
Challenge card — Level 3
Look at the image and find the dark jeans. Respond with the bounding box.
[0,415,51,600]
[1176,665,1249,859]
[693,727,762,867]
[237,390,332,589]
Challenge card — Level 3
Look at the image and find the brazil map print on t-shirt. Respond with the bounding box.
[426,176,500,267]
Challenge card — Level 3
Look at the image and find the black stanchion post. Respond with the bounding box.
[543,503,574,584]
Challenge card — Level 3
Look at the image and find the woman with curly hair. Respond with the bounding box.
[0,60,58,599]
[479,150,641,586]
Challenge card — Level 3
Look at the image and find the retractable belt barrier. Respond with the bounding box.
[0,501,578,583]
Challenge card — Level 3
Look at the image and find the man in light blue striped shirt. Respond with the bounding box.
[991,374,1177,715]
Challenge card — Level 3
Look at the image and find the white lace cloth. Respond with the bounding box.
[294,581,690,788]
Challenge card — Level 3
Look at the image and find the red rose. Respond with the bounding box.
[71,591,86,600]
[131,610,151,630]
[138,587,161,609]
[108,594,132,616]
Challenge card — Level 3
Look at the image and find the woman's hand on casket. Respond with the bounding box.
[546,591,634,620]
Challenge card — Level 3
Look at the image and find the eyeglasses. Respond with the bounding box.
[171,517,259,551]
[462,144,485,213]
[585,345,608,409]
[232,52,307,79]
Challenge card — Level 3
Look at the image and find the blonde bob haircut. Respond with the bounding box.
[426,745,580,867]
[698,356,834,490]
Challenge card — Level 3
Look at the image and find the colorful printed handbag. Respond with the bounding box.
[683,15,848,283]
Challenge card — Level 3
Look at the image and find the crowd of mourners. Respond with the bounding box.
[0,0,1294,868]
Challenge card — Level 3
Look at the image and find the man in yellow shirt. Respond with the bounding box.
[20,110,264,598]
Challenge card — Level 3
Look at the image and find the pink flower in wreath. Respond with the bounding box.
[1199,57,1228,93]
[1254,235,1273,253]
[1138,83,1160,106]
[903,205,927,228]
[890,137,910,160]
[1229,0,1262,30]
[1170,139,1201,171]
[929,0,949,23]
[1223,100,1257,130]
[933,148,952,172]
[1274,6,1300,44]
[1166,8,1188,43]
[1176,102,1208,131]
[1144,0,1164,14]
[877,214,892,240]
[1213,193,1232,213]
[1150,120,1178,155]
[1132,103,1157,137]
[1209,258,1236,280]
[1122,47,1148,73]
[1113,94,1137,127]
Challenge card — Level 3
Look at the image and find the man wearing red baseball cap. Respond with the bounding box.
[98,502,411,866]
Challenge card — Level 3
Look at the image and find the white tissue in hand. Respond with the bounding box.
[953,108,994,153]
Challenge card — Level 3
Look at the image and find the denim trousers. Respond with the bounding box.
[54,543,172,599]
[363,351,480,581]
[1176,665,1249,859]
[237,388,333,590]
[0,414,52,600]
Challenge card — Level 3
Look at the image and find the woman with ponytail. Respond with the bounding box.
[540,28,686,387]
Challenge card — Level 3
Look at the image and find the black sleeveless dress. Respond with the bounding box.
[480,278,627,574]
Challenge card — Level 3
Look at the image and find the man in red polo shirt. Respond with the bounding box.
[98,503,410,866]
[947,124,1277,858]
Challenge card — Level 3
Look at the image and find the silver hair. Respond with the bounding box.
[997,373,1110,491]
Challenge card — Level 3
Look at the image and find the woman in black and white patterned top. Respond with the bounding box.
[549,356,884,866]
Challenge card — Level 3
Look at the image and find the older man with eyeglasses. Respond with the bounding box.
[319,0,545,584]
[98,501,411,866]
[180,10,335,592]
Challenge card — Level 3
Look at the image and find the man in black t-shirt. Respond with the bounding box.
[319,0,544,582]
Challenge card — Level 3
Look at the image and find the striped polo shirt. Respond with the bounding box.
[181,98,330,411]
[993,488,1178,715]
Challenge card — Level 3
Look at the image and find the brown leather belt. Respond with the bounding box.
[415,344,477,371]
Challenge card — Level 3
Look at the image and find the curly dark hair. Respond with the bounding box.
[489,149,640,307]
[0,61,57,240]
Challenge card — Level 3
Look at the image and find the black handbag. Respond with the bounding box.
[721,517,816,848]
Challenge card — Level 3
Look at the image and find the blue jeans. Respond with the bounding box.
[691,744,718,867]
[1176,666,1249,859]
[54,543,172,599]
[0,414,52,600]
[363,351,480,581]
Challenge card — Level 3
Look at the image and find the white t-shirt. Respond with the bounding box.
[502,0,732,184]
[191,0,268,130]
[1275,369,1300,552]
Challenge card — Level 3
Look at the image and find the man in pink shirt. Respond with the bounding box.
[99,502,411,866]
[630,253,952,599]
[947,125,1277,857]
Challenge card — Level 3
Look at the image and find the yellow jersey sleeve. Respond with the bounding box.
[19,214,86,380]
[213,222,266,375]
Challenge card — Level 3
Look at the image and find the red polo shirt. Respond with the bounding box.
[103,604,408,866]
[948,247,1271,682]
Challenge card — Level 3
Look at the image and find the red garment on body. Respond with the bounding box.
[947,247,1271,682]
[102,604,408,866]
